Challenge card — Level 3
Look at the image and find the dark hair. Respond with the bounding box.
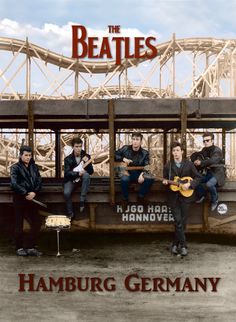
[203,132,214,140]
[71,137,83,147]
[171,141,183,151]
[131,132,143,140]
[20,145,32,155]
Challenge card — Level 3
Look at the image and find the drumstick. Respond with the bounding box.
[31,198,47,208]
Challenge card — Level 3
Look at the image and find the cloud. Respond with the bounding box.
[1,1,236,47]
[0,18,161,57]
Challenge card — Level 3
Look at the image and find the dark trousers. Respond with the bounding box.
[63,172,91,215]
[120,170,154,200]
[13,194,42,250]
[196,171,218,203]
[171,200,190,247]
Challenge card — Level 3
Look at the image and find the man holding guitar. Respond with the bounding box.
[163,142,202,256]
[194,132,225,211]
[63,137,94,218]
[115,132,154,208]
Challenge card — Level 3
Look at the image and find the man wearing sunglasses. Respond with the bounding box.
[194,132,225,211]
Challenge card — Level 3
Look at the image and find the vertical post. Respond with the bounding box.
[231,131,236,178]
[74,61,79,99]
[89,203,97,229]
[202,201,209,232]
[172,33,176,98]
[204,53,210,97]
[108,100,115,205]
[180,100,187,158]
[192,53,197,97]
[55,130,61,179]
[5,150,8,174]
[26,37,31,100]
[125,60,128,97]
[222,128,226,163]
[163,130,167,165]
[159,66,162,96]
[27,101,34,156]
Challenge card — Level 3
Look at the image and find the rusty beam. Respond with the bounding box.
[55,130,61,179]
[180,99,187,157]
[202,201,209,232]
[108,99,115,205]
[27,100,34,154]
[89,203,97,229]
[222,128,226,162]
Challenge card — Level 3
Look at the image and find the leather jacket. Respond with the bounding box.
[64,150,94,183]
[10,159,42,195]
[198,145,225,186]
[115,145,150,166]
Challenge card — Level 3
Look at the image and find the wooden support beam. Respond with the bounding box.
[27,100,34,155]
[163,130,167,165]
[89,203,97,229]
[55,130,61,179]
[180,99,187,158]
[222,128,226,163]
[202,201,209,232]
[108,100,115,205]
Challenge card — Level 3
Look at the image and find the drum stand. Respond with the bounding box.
[45,215,71,257]
[56,229,61,257]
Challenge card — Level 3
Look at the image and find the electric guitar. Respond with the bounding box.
[73,152,100,183]
[114,162,151,177]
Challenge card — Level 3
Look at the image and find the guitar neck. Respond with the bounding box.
[124,166,144,170]
[82,157,94,169]
[114,162,145,171]
[155,176,179,186]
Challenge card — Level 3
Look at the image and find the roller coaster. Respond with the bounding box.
[0,36,236,99]
[1,36,236,234]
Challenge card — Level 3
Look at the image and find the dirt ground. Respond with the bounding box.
[0,232,236,322]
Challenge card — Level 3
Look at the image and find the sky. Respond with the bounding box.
[0,0,236,97]
[1,0,236,55]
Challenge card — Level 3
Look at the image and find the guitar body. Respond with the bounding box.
[169,176,194,197]
[73,162,84,182]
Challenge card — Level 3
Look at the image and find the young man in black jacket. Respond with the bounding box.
[10,146,43,256]
[163,142,202,256]
[194,132,226,211]
[115,132,154,207]
[63,137,94,218]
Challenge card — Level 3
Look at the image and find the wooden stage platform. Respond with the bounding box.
[0,178,236,235]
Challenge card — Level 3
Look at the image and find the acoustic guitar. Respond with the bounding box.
[144,173,194,197]
[164,176,194,197]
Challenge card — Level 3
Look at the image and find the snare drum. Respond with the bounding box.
[45,215,71,229]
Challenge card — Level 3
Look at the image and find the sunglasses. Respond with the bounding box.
[203,139,211,143]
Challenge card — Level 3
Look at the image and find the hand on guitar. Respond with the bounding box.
[123,158,133,165]
[181,182,191,191]
[79,170,85,176]
[138,172,145,184]
[82,156,89,163]
[194,160,201,166]
[26,192,36,200]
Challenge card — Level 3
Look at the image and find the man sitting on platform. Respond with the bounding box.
[194,132,226,211]
[115,132,154,208]
[63,137,94,218]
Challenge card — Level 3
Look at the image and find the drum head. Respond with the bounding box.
[45,215,71,229]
